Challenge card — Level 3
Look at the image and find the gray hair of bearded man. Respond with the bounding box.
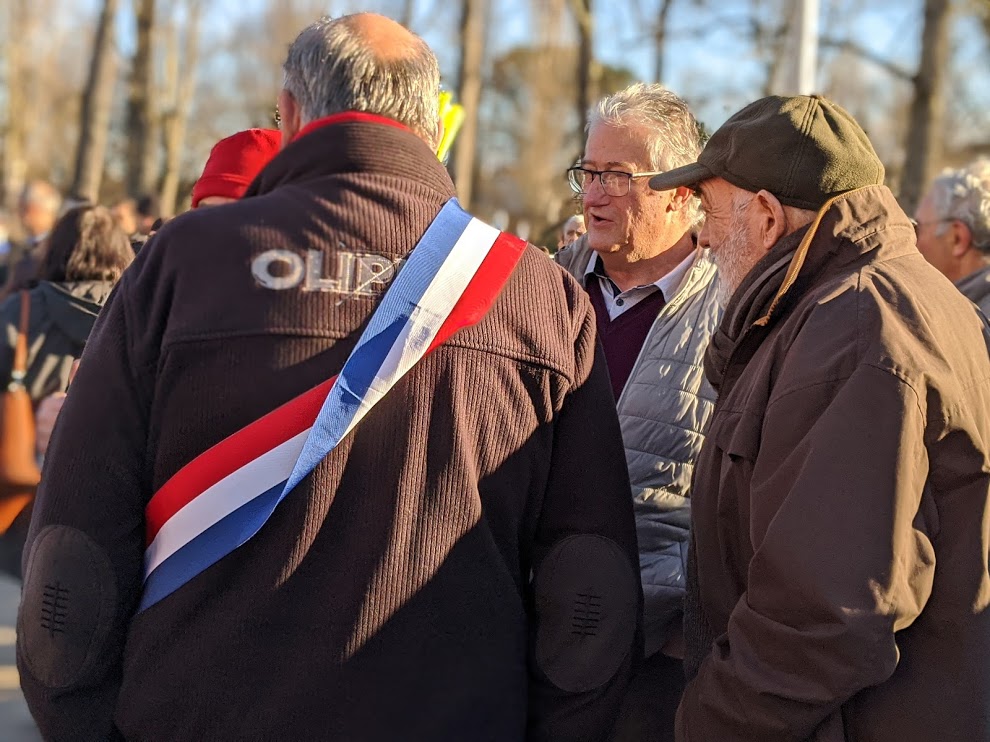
[588,83,706,226]
[282,15,441,147]
[929,158,990,252]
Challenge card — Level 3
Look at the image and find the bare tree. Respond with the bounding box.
[452,0,487,209]
[567,0,598,132]
[159,0,203,216]
[630,0,676,83]
[71,0,120,202]
[1,0,30,209]
[398,0,416,28]
[900,0,952,212]
[126,0,159,197]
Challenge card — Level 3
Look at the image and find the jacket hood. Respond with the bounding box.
[244,113,455,204]
[37,280,113,344]
[704,185,915,390]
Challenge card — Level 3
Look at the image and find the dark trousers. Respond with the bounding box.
[610,651,686,742]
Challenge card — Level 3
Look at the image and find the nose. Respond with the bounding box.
[697,219,711,249]
[582,177,609,208]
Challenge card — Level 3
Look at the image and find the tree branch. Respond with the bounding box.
[819,35,914,82]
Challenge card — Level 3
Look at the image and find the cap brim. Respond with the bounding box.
[648,162,714,191]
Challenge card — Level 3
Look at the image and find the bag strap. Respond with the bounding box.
[11,291,30,388]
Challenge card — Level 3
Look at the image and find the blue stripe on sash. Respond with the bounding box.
[139,479,287,611]
[283,200,474,495]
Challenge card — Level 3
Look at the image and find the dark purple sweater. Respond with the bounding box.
[587,279,666,400]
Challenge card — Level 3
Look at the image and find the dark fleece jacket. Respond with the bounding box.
[18,114,641,742]
[0,280,113,402]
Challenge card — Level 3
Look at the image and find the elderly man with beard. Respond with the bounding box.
[649,94,990,741]
[556,83,721,741]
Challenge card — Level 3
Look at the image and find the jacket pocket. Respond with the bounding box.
[706,408,762,462]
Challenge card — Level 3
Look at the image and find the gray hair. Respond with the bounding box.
[929,158,990,252]
[19,181,62,215]
[588,83,705,225]
[282,15,440,145]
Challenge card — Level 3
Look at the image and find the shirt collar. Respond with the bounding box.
[583,249,695,298]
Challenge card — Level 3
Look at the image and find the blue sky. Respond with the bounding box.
[97,0,983,111]
[72,0,988,161]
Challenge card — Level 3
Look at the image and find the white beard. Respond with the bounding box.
[711,225,762,309]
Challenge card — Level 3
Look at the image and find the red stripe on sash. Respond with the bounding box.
[144,380,333,545]
[427,232,526,352]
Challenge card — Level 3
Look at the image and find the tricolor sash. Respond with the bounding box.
[139,199,525,612]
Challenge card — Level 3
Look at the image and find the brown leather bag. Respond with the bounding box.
[0,291,40,533]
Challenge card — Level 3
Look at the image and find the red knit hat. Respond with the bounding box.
[191,128,282,207]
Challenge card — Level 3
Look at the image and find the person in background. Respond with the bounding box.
[914,157,990,315]
[191,128,282,208]
[134,193,161,237]
[0,205,133,402]
[0,205,133,578]
[555,83,721,742]
[1,181,62,297]
[110,198,139,237]
[558,214,586,249]
[650,93,990,742]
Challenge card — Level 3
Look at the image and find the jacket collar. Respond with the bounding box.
[705,185,915,391]
[561,232,716,309]
[955,262,990,301]
[244,112,455,201]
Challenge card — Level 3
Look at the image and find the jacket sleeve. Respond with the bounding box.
[16,252,159,740]
[677,363,935,741]
[526,298,643,742]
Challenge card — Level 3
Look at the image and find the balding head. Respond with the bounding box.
[279,14,441,149]
[344,13,421,58]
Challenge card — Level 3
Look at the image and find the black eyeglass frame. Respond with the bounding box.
[910,217,956,234]
[566,166,665,197]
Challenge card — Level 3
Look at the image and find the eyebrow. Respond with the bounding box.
[696,185,710,208]
[580,160,635,170]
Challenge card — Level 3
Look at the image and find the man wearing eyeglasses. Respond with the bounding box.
[914,158,990,316]
[556,83,721,742]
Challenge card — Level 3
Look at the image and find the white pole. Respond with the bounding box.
[795,0,819,94]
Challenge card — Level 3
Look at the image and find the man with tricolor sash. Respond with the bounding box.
[17,14,641,742]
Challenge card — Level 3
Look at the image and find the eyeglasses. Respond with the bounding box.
[567,166,664,197]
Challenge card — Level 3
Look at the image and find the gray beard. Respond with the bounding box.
[711,227,759,309]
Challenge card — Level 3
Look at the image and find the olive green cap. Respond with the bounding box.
[649,94,885,210]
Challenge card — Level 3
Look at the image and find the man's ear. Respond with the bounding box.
[754,189,788,251]
[950,220,974,257]
[666,186,694,212]
[277,89,302,148]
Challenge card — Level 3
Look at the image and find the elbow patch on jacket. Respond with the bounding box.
[18,525,118,690]
[534,534,638,693]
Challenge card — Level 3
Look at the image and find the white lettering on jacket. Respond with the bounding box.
[252,247,401,294]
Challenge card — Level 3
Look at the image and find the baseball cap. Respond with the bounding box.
[191,129,282,207]
[648,94,884,210]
